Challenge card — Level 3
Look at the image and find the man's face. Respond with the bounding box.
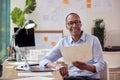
[66,14,82,37]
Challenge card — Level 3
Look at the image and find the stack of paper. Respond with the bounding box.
[18,72,53,77]
[14,76,56,80]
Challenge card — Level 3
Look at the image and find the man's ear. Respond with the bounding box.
[80,23,82,28]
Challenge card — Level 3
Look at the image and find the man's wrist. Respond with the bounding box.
[54,64,63,70]
[85,64,96,73]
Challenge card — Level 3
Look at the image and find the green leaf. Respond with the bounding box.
[10,7,25,27]
[24,0,36,14]
[10,0,37,28]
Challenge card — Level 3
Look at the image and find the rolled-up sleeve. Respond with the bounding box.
[39,39,63,68]
[92,37,105,72]
[39,58,51,68]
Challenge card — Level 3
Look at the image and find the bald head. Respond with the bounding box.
[65,13,80,22]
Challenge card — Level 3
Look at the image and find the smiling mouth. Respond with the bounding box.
[72,28,79,32]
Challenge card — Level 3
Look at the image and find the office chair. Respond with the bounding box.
[100,61,109,80]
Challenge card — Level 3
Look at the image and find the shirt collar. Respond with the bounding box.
[80,31,86,41]
[69,31,86,44]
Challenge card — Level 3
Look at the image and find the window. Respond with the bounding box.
[0,0,10,60]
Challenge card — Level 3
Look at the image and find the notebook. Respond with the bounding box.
[60,43,92,64]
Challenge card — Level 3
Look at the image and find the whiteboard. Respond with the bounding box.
[35,30,63,49]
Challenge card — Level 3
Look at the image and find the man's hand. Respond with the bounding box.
[72,61,87,70]
[72,61,96,72]
[59,66,69,77]
[46,62,69,77]
[54,64,69,77]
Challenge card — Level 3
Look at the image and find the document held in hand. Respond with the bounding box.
[60,43,92,64]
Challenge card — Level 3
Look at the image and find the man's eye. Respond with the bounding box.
[69,22,74,25]
[67,21,81,26]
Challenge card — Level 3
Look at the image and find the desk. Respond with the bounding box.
[1,61,63,80]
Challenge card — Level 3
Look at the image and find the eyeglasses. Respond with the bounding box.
[67,20,81,26]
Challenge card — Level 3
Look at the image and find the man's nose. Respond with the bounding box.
[72,22,77,27]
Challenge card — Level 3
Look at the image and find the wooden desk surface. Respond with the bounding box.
[1,61,63,80]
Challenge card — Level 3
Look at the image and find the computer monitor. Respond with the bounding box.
[14,28,35,47]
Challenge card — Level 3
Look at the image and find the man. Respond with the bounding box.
[40,13,105,80]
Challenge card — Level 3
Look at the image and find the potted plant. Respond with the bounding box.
[93,18,105,50]
[9,0,37,61]
[10,0,37,28]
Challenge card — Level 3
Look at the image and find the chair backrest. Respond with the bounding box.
[100,62,109,80]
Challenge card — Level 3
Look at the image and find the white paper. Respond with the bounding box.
[18,72,52,77]
[60,44,92,64]
[14,76,56,80]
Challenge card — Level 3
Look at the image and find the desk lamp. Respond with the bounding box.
[7,20,35,61]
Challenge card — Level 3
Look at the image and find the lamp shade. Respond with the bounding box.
[24,20,35,29]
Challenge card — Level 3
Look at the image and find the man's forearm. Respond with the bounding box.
[45,62,57,68]
[85,64,96,73]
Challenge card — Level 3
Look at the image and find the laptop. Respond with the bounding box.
[30,66,54,72]
[16,53,54,72]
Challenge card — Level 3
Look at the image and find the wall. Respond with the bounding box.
[103,52,120,68]
[10,0,120,47]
